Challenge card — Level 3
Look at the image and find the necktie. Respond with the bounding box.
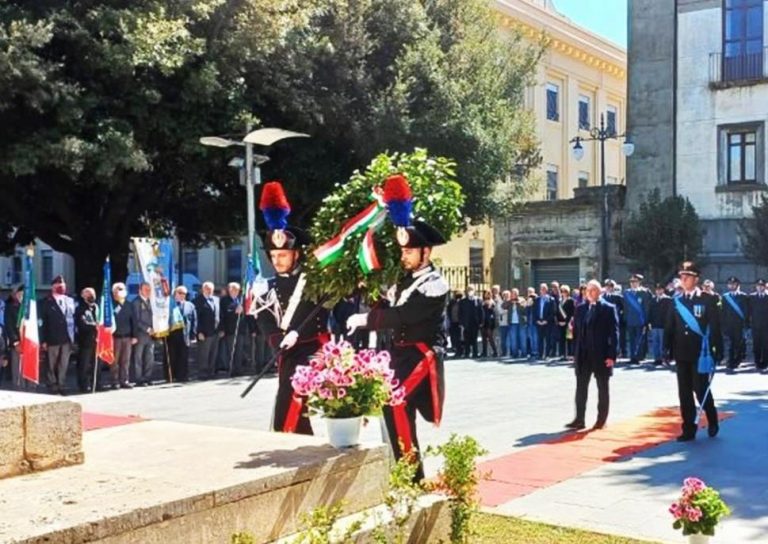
[587,303,595,322]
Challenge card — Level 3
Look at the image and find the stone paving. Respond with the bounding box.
[70,356,768,543]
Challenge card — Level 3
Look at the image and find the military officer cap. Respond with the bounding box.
[678,261,701,277]
[756,279,766,286]
[726,276,740,285]
[630,273,644,282]
[655,282,665,290]
[383,173,447,249]
[603,278,615,287]
[259,181,312,250]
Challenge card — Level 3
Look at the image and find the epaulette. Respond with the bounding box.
[416,274,449,298]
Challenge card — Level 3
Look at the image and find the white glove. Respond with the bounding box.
[279,330,299,350]
[347,313,369,334]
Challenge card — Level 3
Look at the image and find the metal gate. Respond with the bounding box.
[532,258,580,288]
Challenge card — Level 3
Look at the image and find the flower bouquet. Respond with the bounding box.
[291,340,404,447]
[669,477,730,543]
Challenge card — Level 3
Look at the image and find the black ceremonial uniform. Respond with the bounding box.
[721,288,749,369]
[367,264,447,481]
[664,287,722,439]
[750,284,768,370]
[256,268,329,435]
[602,287,625,357]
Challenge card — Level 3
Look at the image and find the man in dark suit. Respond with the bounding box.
[721,276,749,372]
[602,279,625,358]
[458,287,483,358]
[131,282,155,385]
[750,279,768,371]
[566,280,619,430]
[533,283,555,360]
[664,262,722,442]
[648,283,672,366]
[74,287,99,393]
[447,291,464,357]
[168,285,196,382]
[220,282,247,377]
[39,275,76,394]
[193,281,220,379]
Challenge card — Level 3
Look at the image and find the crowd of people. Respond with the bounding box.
[444,273,768,373]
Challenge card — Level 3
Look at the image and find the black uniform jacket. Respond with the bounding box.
[664,290,723,362]
[750,291,768,329]
[367,265,447,423]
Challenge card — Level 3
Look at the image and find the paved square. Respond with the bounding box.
[72,358,768,543]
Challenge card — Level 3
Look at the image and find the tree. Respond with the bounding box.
[620,189,703,283]
[0,0,542,288]
[740,194,768,267]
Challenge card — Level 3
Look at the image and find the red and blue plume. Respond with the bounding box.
[383,174,413,228]
[259,181,291,230]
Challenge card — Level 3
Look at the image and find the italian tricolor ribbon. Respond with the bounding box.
[357,209,387,274]
[314,189,385,271]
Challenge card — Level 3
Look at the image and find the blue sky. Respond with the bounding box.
[552,0,628,48]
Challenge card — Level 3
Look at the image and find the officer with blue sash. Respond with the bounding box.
[625,274,651,364]
[664,262,722,442]
[750,279,768,372]
[721,276,749,372]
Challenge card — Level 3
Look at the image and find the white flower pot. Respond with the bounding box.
[325,416,363,448]
[688,534,710,544]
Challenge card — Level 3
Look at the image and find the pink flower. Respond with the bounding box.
[669,503,683,520]
[336,388,347,399]
[683,477,706,493]
[686,506,703,522]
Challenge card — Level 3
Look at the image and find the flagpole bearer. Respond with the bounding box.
[95,257,116,392]
[20,245,40,387]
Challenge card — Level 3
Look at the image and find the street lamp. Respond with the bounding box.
[569,113,634,279]
[199,126,309,262]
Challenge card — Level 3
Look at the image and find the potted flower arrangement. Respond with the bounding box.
[291,340,405,448]
[669,477,731,543]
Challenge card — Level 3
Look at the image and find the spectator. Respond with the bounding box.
[507,288,527,359]
[74,287,99,393]
[131,282,154,386]
[533,283,556,361]
[498,290,511,357]
[481,290,498,358]
[220,282,247,376]
[168,285,196,382]
[649,283,672,366]
[110,282,134,389]
[548,281,561,357]
[447,291,463,357]
[558,285,576,360]
[4,285,31,391]
[39,275,76,395]
[603,279,626,358]
[526,287,539,360]
[458,287,483,358]
[193,281,220,379]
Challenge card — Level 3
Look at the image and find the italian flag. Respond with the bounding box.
[96,258,115,364]
[313,193,385,267]
[357,209,388,275]
[20,249,39,384]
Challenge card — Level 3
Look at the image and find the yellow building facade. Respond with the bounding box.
[434,0,627,290]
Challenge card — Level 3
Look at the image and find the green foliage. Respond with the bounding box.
[372,453,424,544]
[230,532,256,544]
[292,502,361,544]
[740,194,768,267]
[426,434,489,544]
[671,482,731,537]
[305,149,465,304]
[620,189,703,283]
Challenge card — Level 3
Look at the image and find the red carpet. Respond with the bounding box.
[82,412,145,431]
[478,407,734,507]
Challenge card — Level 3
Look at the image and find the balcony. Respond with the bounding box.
[709,48,768,89]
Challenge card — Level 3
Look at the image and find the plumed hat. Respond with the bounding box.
[383,174,446,248]
[259,181,311,250]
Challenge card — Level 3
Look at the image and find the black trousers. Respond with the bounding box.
[462,326,479,357]
[382,402,425,482]
[167,330,189,382]
[76,339,97,392]
[575,370,610,425]
[449,323,462,354]
[724,325,745,367]
[754,326,768,369]
[273,356,313,435]
[676,359,717,436]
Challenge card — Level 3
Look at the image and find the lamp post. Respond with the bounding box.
[570,113,634,279]
[199,127,309,262]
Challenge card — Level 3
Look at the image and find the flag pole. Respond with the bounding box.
[164,337,174,383]
[92,350,99,394]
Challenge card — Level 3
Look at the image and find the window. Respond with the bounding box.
[718,123,764,185]
[546,83,559,121]
[182,248,198,278]
[469,246,484,284]
[226,246,242,283]
[41,249,53,285]
[606,106,618,136]
[12,252,22,285]
[578,171,589,188]
[578,95,591,130]
[546,165,558,201]
[723,0,764,81]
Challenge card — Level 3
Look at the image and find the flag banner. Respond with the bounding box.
[96,258,115,364]
[20,250,39,383]
[132,237,174,337]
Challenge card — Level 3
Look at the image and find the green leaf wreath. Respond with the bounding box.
[305,148,465,304]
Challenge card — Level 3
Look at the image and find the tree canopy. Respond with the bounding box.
[0,0,542,287]
[620,189,703,283]
[740,194,768,268]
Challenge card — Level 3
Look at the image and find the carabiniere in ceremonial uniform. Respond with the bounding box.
[255,181,329,435]
[347,174,448,482]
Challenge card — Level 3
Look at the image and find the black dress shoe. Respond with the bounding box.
[565,420,586,430]
[592,420,607,430]
[708,422,719,438]
[676,433,696,442]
